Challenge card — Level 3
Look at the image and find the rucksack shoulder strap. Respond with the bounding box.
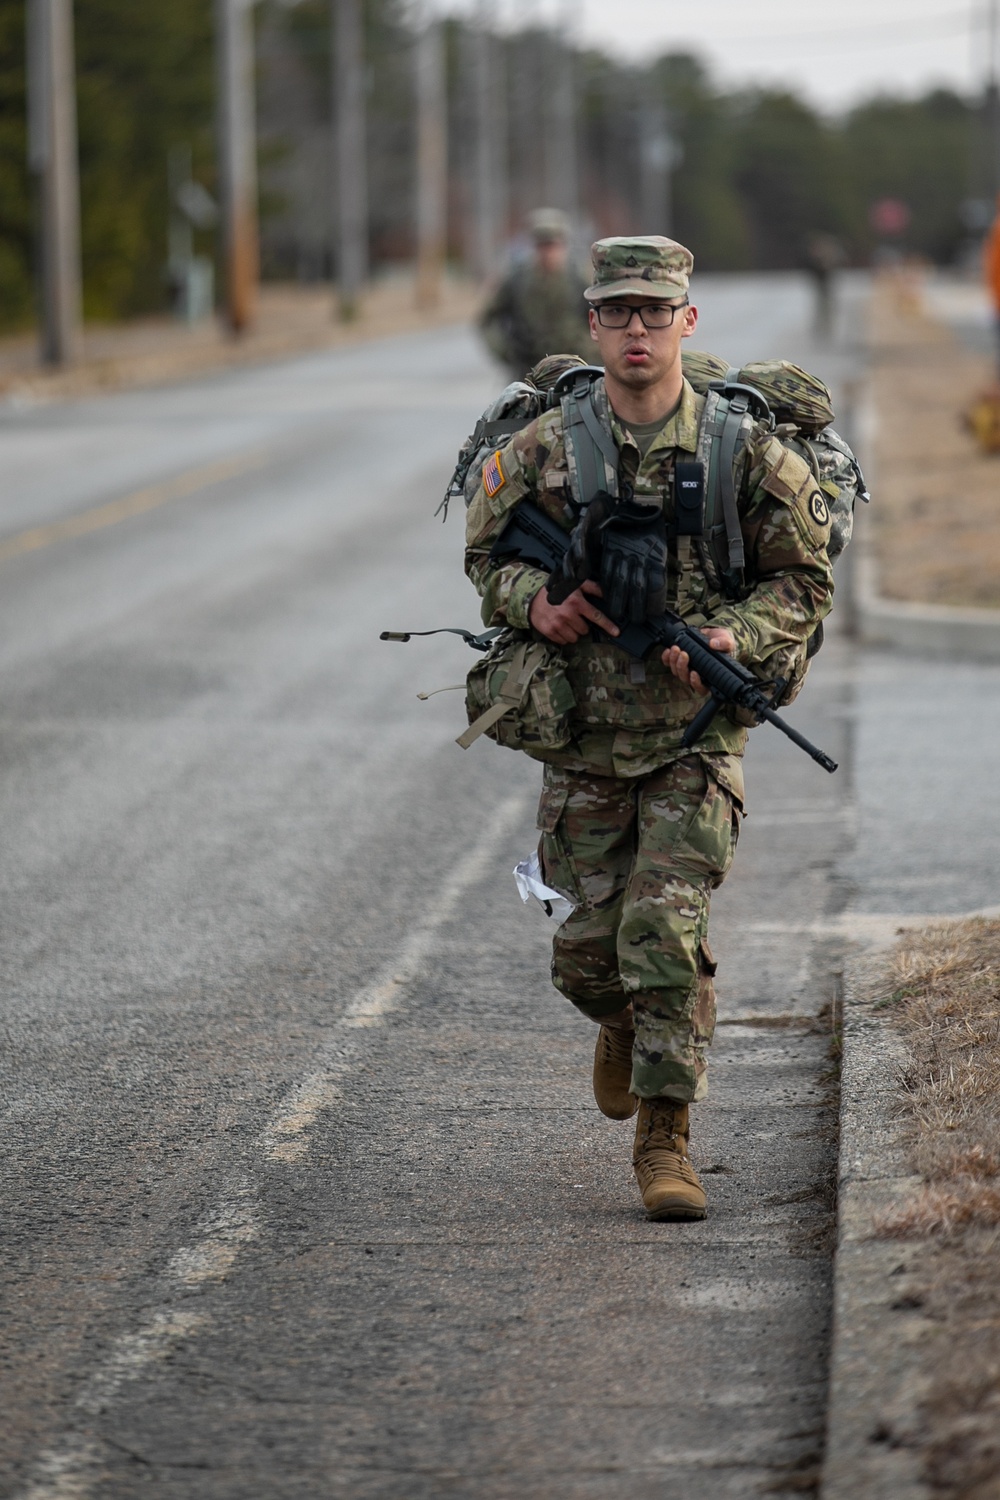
[560,372,619,507]
[697,380,773,595]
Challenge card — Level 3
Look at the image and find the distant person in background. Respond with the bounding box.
[985,195,1000,379]
[963,194,1000,451]
[478,208,592,380]
[804,233,846,342]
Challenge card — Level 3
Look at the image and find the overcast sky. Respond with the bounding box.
[436,1,996,114]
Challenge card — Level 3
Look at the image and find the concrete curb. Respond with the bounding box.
[821,959,934,1499]
[846,370,1000,661]
[856,548,1000,661]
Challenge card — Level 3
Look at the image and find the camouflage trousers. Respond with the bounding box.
[536,754,742,1103]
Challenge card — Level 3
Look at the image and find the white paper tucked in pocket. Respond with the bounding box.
[513,850,577,924]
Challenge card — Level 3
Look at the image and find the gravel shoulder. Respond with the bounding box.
[0,273,481,404]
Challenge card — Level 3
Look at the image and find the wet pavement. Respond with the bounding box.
[0,275,933,1498]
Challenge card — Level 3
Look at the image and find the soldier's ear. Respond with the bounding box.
[681,304,698,339]
[588,308,599,341]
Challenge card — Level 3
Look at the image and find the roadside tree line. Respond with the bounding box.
[0,0,990,332]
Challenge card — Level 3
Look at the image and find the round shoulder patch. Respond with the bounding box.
[808,490,830,527]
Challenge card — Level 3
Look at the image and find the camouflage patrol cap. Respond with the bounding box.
[528,207,571,243]
[584,235,694,302]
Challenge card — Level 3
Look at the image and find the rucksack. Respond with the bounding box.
[440,353,596,519]
[682,351,868,593]
[443,349,868,608]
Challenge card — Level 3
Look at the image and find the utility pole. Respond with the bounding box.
[333,0,368,319]
[26,0,82,366]
[545,0,578,223]
[639,91,679,236]
[472,0,507,278]
[414,7,447,309]
[215,0,259,334]
[508,0,543,225]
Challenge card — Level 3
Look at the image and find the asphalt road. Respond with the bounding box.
[0,274,882,1498]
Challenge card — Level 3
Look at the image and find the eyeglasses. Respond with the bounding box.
[594,299,689,329]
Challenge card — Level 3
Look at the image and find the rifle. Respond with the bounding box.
[487,500,837,774]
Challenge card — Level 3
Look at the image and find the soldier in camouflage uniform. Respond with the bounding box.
[465,236,834,1221]
[478,209,592,379]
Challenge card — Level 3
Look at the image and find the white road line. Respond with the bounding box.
[261,791,530,1161]
[19,1441,104,1500]
[16,791,529,1500]
[164,1178,261,1288]
[17,1314,208,1500]
[74,1311,211,1420]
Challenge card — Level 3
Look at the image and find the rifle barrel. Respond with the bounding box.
[759,706,838,773]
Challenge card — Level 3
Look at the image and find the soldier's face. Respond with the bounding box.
[589,298,698,389]
[536,239,568,272]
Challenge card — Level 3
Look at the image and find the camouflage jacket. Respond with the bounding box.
[464,376,834,778]
[478,264,593,373]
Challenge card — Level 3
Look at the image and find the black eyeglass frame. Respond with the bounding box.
[593,298,690,329]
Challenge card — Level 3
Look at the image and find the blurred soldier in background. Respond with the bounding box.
[478,208,592,378]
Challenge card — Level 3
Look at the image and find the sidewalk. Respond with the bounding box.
[0,270,482,404]
[822,259,1000,1489]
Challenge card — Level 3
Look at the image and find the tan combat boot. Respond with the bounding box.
[632,1098,707,1221]
[592,1018,638,1120]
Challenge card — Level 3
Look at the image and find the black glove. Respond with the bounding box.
[597,498,668,624]
[545,490,615,606]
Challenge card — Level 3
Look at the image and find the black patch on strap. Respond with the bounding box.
[675,460,705,537]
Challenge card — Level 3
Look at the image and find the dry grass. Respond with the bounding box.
[865,919,1000,1495]
[875,918,1000,1236]
[870,274,1000,608]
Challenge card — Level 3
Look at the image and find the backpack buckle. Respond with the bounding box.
[708,379,773,427]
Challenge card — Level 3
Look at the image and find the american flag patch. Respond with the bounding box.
[483,449,506,498]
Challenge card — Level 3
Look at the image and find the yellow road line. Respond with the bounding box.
[0,448,269,563]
